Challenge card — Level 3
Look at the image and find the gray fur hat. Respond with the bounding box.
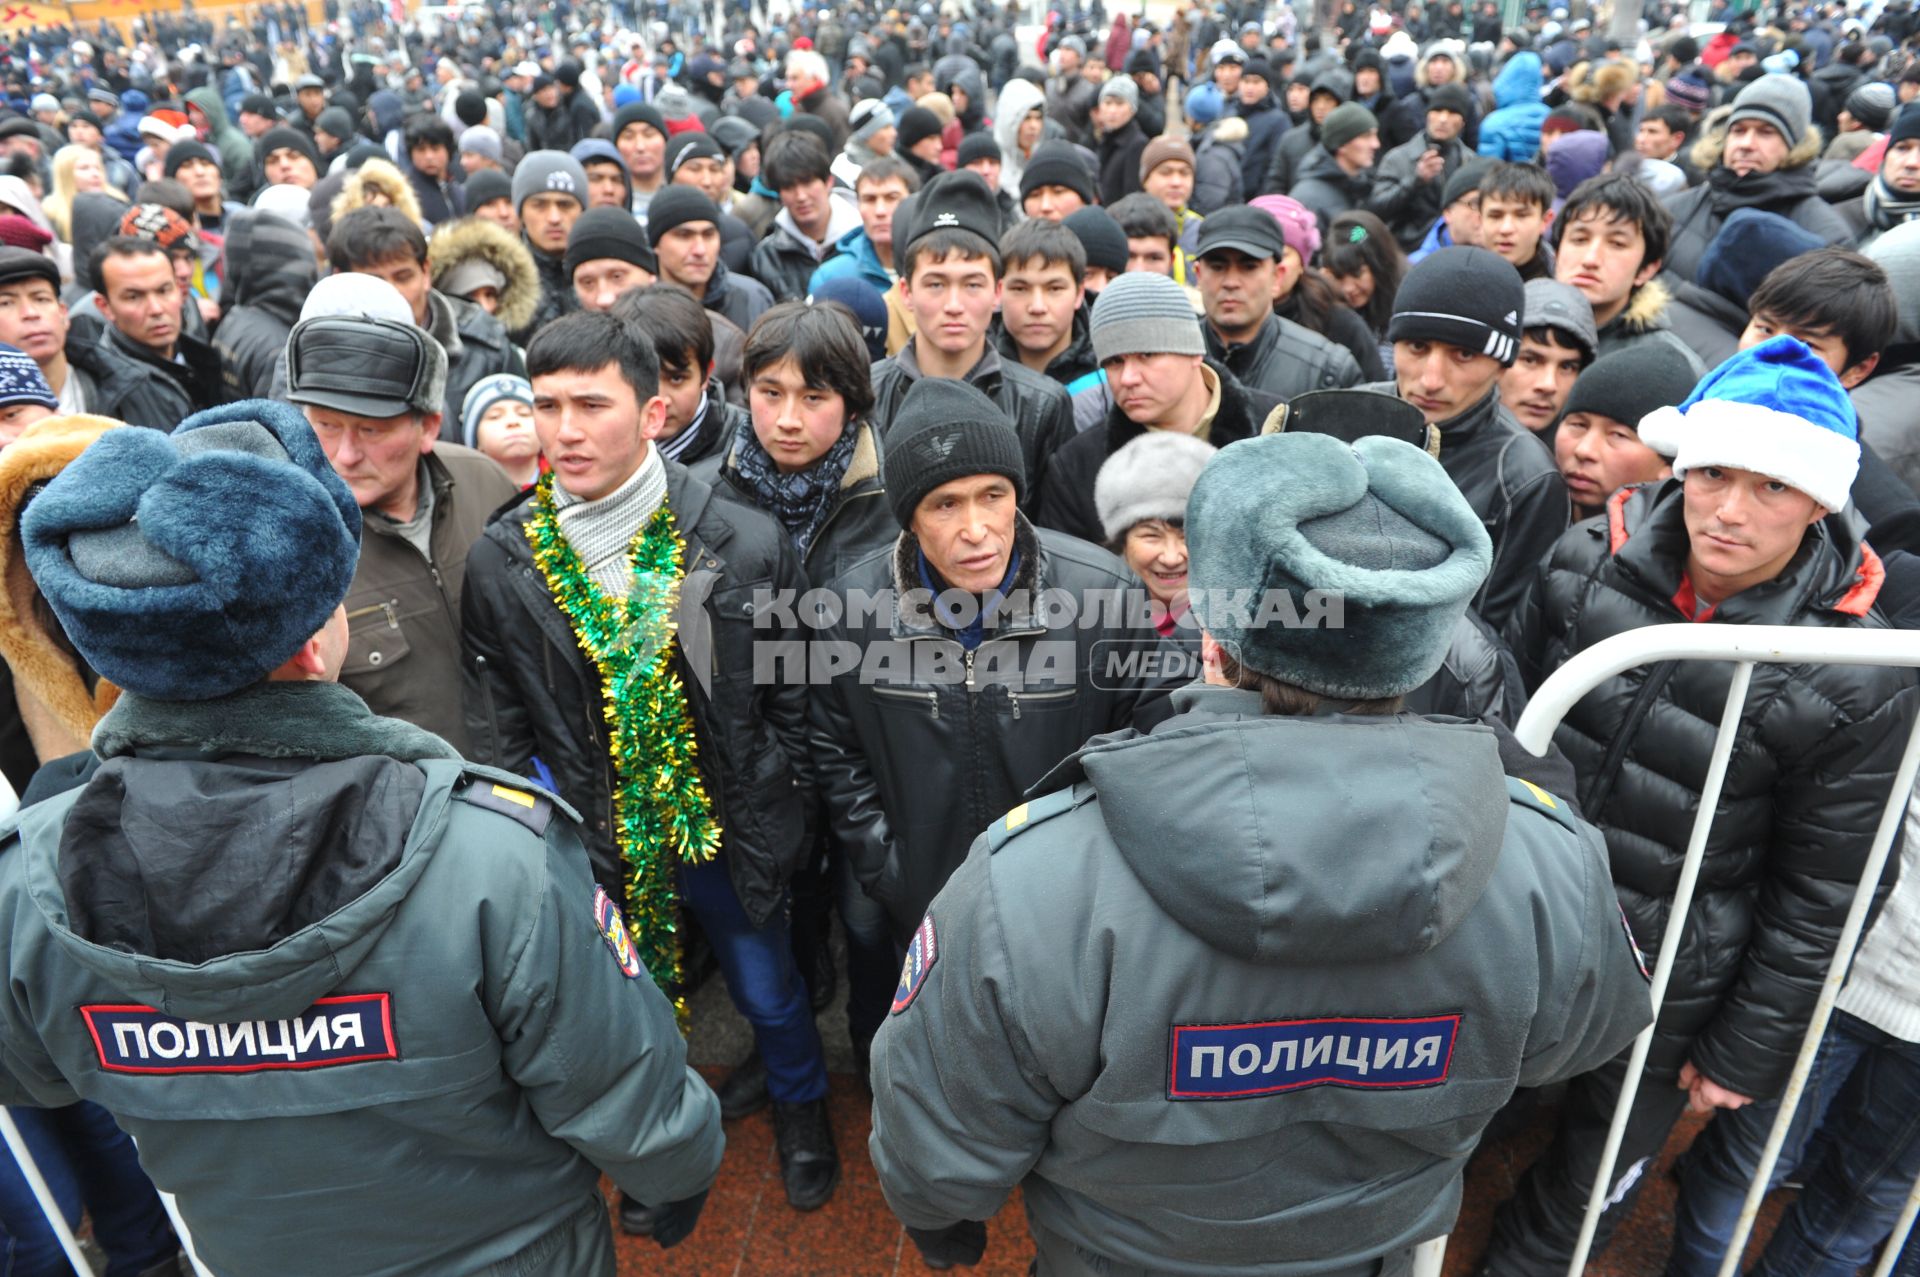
[1185,432,1491,699]
[1094,432,1216,542]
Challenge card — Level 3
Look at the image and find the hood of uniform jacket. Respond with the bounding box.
[1061,684,1510,964]
[223,208,318,323]
[1492,52,1542,109]
[21,682,465,1023]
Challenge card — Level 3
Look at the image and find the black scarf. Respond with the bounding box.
[1706,162,1819,216]
[726,418,860,557]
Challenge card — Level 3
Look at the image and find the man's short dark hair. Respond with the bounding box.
[999,217,1086,285]
[856,154,921,193]
[403,112,454,154]
[1479,161,1555,212]
[761,130,833,191]
[1107,192,1179,252]
[611,284,715,379]
[526,309,662,403]
[134,177,193,218]
[1643,103,1692,139]
[1216,645,1403,717]
[1522,324,1593,365]
[88,235,170,294]
[1749,247,1899,370]
[742,299,877,420]
[329,205,429,271]
[1551,172,1672,272]
[900,225,1003,284]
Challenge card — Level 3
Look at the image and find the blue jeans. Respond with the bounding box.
[679,859,828,1105]
[1667,1009,1920,1277]
[0,1103,175,1277]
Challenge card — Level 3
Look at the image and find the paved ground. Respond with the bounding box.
[605,956,1792,1276]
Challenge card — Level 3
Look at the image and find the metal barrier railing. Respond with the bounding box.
[1415,623,1920,1277]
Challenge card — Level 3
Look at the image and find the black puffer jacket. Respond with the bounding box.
[807,514,1182,933]
[871,341,1076,512]
[1356,381,1569,631]
[460,462,814,927]
[1505,481,1920,1098]
[213,209,315,401]
[512,238,577,346]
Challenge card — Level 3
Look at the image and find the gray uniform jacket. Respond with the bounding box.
[870,685,1652,1275]
[0,682,723,1277]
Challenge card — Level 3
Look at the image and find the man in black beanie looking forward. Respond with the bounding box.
[1357,245,1569,629]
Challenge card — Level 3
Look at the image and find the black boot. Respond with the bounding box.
[716,1048,770,1119]
[773,1098,840,1211]
[619,1192,667,1236]
[805,937,838,1012]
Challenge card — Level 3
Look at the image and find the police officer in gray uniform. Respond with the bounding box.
[0,400,724,1276]
[868,430,1654,1275]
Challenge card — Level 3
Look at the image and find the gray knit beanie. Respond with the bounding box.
[1844,81,1897,132]
[1099,76,1139,111]
[1090,271,1207,364]
[511,150,589,213]
[1727,74,1813,149]
[849,98,895,148]
[1095,432,1217,542]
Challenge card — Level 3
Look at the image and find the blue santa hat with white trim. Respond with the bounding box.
[1637,335,1858,513]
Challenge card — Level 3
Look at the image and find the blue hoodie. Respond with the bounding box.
[1478,53,1548,162]
[809,224,890,295]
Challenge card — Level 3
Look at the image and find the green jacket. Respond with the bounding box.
[184,86,256,202]
[869,685,1652,1275]
[0,682,722,1276]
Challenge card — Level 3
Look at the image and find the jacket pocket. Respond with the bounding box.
[344,599,410,677]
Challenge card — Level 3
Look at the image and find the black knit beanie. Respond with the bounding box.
[613,102,668,140]
[1063,206,1129,275]
[645,185,721,246]
[897,105,944,150]
[1019,140,1096,203]
[956,132,1001,167]
[1561,343,1702,430]
[163,140,219,179]
[883,378,1026,526]
[565,205,658,278]
[1386,246,1525,365]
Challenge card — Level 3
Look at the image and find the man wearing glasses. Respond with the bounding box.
[288,315,518,753]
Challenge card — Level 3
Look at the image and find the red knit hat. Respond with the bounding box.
[0,215,52,252]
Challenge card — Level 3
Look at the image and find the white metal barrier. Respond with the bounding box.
[1413,622,1920,1277]
[1417,624,1920,1277]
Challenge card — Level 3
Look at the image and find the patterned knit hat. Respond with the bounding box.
[1638,335,1858,511]
[461,373,532,450]
[0,342,55,409]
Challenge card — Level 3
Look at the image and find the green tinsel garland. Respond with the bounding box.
[524,476,722,1022]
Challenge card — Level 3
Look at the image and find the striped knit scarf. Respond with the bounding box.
[551,445,669,597]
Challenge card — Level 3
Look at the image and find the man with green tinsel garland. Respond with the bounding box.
[462,311,841,1225]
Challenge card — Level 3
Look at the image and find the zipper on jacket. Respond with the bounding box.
[873,684,940,720]
[1008,687,1074,720]
[346,600,400,628]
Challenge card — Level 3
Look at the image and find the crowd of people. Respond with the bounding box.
[0,0,1914,1271]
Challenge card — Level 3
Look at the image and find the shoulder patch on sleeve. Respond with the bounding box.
[1506,775,1581,835]
[457,778,554,835]
[891,915,938,1014]
[986,784,1094,852]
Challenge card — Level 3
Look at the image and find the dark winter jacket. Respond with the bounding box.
[1265,117,1321,198]
[213,209,316,401]
[701,259,775,338]
[1290,145,1374,234]
[1205,312,1365,401]
[749,222,836,302]
[1191,115,1248,214]
[525,90,602,153]
[991,305,1102,396]
[1592,279,1707,375]
[1661,279,1746,372]
[82,323,224,432]
[696,419,897,587]
[1232,88,1290,201]
[343,446,518,755]
[870,340,1077,511]
[1356,380,1568,631]
[1660,124,1854,285]
[426,290,526,443]
[1368,131,1468,249]
[807,514,1182,933]
[461,461,815,926]
[1037,359,1280,544]
[1096,117,1151,206]
[1505,481,1919,1097]
[513,238,576,346]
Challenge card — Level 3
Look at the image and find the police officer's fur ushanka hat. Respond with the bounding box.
[23,399,362,702]
[1185,432,1491,700]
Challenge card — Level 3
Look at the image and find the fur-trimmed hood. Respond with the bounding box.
[1613,276,1674,336]
[0,415,123,750]
[1690,103,1826,174]
[329,158,424,229]
[427,216,541,336]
